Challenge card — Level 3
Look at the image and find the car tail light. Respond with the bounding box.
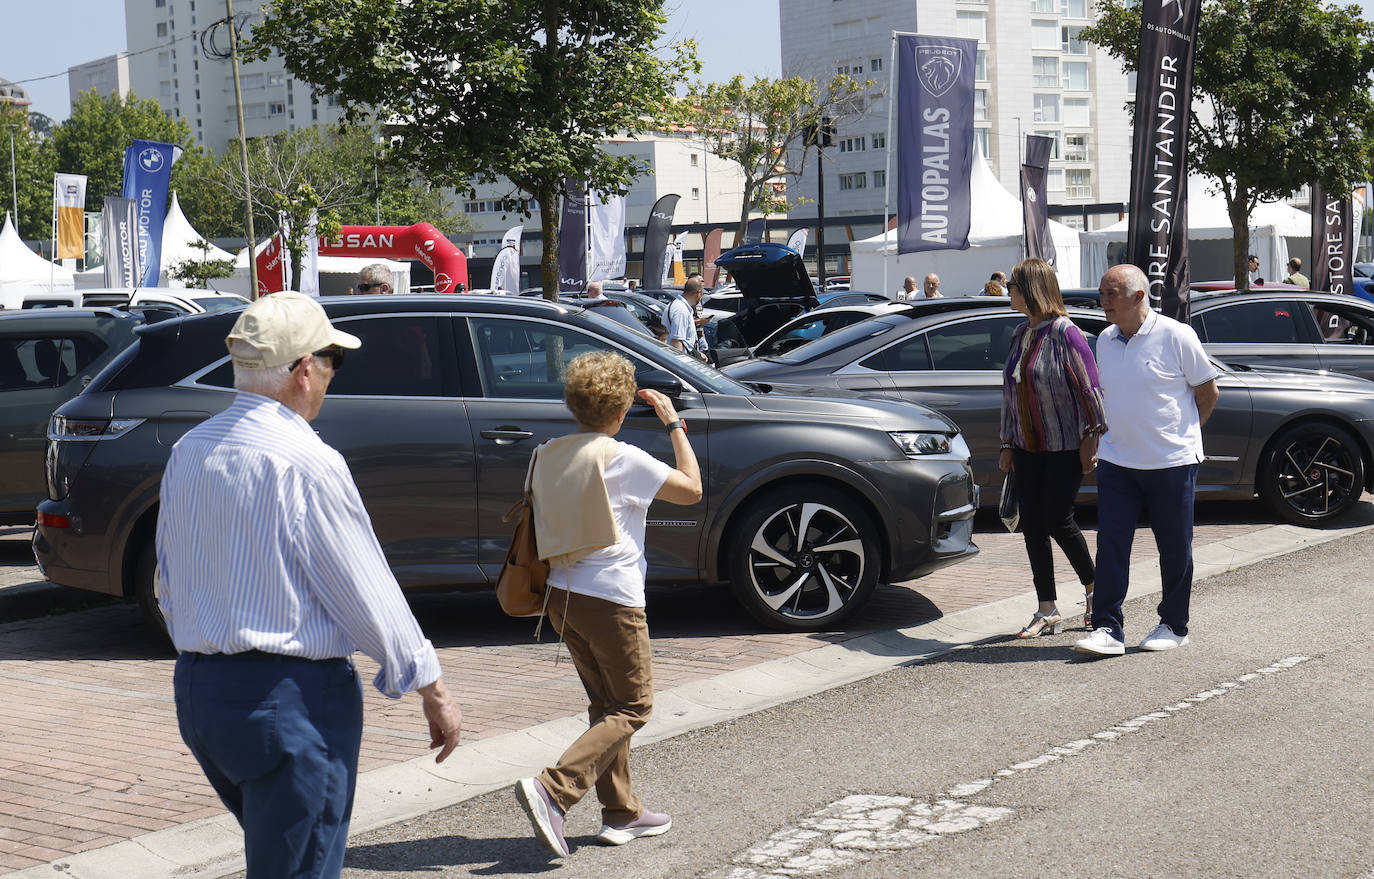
[37,512,70,529]
[49,416,145,440]
[46,416,145,501]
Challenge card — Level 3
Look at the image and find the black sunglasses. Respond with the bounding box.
[290,346,346,372]
[356,282,379,292]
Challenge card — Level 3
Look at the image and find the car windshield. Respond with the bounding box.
[771,315,901,364]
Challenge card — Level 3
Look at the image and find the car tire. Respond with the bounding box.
[134,538,169,639]
[727,486,880,631]
[1259,420,1366,526]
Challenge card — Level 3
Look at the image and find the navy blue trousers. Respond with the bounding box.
[174,652,364,879]
[1092,460,1199,642]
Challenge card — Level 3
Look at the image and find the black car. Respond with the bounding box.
[0,308,143,525]
[34,295,980,632]
[711,243,820,350]
[722,304,1374,526]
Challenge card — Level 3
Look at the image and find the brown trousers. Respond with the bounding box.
[538,588,653,825]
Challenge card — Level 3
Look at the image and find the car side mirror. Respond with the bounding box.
[636,368,683,400]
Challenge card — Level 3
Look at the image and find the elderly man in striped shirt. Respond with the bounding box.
[157,292,463,878]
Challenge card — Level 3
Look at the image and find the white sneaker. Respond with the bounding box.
[1138,623,1190,651]
[1072,628,1125,656]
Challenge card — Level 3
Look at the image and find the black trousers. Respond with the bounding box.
[1012,447,1095,602]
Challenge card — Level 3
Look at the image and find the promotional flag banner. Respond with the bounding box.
[558,179,588,292]
[896,34,977,254]
[588,189,627,281]
[1020,135,1056,266]
[121,139,181,287]
[1125,0,1201,319]
[299,212,320,297]
[671,232,688,285]
[1312,182,1354,297]
[702,227,724,287]
[54,174,87,260]
[254,234,287,297]
[491,225,523,293]
[641,194,679,290]
[101,196,139,288]
[1353,184,1367,258]
[745,218,767,244]
[787,228,809,256]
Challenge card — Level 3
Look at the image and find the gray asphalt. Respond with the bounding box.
[288,527,1374,879]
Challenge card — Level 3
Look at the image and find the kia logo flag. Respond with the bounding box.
[558,178,588,293]
[1125,0,1201,319]
[121,139,182,287]
[641,194,679,291]
[896,35,977,254]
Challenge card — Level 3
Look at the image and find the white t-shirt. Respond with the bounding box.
[666,296,698,351]
[1096,310,1220,470]
[547,442,671,607]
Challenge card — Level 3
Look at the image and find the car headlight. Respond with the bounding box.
[889,431,956,457]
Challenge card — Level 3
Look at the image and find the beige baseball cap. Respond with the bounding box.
[226,291,361,369]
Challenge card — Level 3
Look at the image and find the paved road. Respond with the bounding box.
[311,528,1374,879]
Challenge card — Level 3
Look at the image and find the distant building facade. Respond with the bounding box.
[0,78,32,111]
[121,0,345,152]
[67,54,133,106]
[780,0,1132,232]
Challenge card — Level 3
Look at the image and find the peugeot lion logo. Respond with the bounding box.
[138,148,164,173]
[917,46,964,98]
[1026,188,1038,204]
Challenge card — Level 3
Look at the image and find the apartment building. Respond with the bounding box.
[121,0,345,153]
[68,54,133,107]
[781,0,1133,230]
[0,79,32,111]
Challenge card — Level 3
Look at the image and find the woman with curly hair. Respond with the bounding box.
[515,350,701,858]
[999,258,1107,638]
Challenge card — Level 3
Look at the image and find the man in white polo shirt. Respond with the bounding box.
[1074,264,1219,657]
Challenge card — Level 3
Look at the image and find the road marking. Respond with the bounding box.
[707,656,1310,879]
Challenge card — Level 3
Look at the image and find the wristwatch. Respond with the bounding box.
[665,420,685,433]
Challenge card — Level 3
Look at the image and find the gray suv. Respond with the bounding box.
[0,308,143,525]
[33,295,979,632]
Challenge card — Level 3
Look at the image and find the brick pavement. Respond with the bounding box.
[0,503,1335,873]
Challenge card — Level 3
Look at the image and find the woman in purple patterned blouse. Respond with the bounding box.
[998,258,1108,638]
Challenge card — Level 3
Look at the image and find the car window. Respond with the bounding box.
[0,336,104,390]
[757,312,867,358]
[194,296,250,312]
[860,333,932,371]
[1196,302,1303,344]
[1300,302,1374,343]
[328,316,446,396]
[774,315,901,364]
[924,316,1024,371]
[472,317,618,399]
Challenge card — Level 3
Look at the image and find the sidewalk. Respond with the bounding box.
[2,503,1370,876]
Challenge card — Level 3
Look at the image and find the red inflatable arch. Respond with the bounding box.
[320,223,468,293]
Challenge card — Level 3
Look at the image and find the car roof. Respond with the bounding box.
[1189,289,1363,308]
[0,307,139,326]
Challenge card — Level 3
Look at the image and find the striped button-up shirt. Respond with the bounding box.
[156,393,442,699]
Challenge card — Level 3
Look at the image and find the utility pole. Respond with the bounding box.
[806,117,834,287]
[226,0,258,297]
[9,128,17,229]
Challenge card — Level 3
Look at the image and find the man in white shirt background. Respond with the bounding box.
[1074,264,1219,657]
[158,292,463,877]
[922,273,945,299]
[667,277,707,360]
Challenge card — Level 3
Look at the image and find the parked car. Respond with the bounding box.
[79,288,250,322]
[721,304,1374,526]
[0,308,144,525]
[1186,290,1374,382]
[0,289,84,310]
[34,295,980,632]
[711,243,821,350]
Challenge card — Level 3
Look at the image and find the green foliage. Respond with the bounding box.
[673,74,869,238]
[54,91,197,202]
[250,0,696,297]
[0,106,57,240]
[167,239,236,288]
[1082,0,1374,289]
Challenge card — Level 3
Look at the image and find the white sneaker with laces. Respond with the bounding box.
[1138,623,1189,651]
[1072,628,1125,656]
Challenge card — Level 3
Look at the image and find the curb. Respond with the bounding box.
[10,516,1372,879]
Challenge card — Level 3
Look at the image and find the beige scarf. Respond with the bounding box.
[530,433,621,569]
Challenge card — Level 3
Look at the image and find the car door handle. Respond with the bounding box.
[481,428,535,444]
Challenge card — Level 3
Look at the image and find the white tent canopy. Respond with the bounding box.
[75,190,237,289]
[850,151,1083,296]
[1081,177,1312,286]
[0,214,76,290]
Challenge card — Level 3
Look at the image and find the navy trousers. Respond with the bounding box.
[174,652,364,879]
[1092,460,1199,642]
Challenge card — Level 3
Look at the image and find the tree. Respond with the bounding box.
[0,106,57,240]
[1083,0,1374,290]
[249,0,695,300]
[673,74,868,240]
[168,239,236,288]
